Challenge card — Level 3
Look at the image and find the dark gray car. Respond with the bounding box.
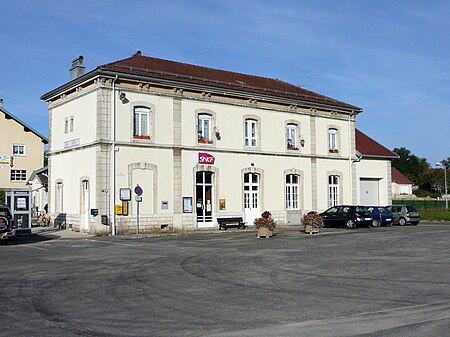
[389,204,421,226]
[0,205,16,243]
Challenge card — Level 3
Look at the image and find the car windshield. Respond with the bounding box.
[355,206,368,212]
[378,207,390,213]
[406,206,418,212]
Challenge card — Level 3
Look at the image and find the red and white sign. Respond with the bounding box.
[198,152,215,165]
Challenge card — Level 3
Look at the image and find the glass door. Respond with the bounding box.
[196,171,213,227]
[244,172,260,226]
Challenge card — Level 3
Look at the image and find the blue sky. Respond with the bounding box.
[1,0,449,165]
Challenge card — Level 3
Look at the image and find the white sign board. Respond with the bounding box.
[0,155,14,168]
[17,197,27,210]
[64,138,80,149]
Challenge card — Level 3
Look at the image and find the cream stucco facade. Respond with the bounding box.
[0,103,47,190]
[42,55,394,234]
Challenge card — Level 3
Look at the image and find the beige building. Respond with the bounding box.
[41,53,396,234]
[0,100,48,190]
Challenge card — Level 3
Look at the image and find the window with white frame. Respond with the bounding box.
[328,175,339,207]
[64,117,69,134]
[286,124,298,150]
[133,107,151,139]
[10,169,27,181]
[328,128,338,152]
[245,119,257,147]
[285,174,299,209]
[13,144,26,156]
[197,114,212,143]
[70,115,74,132]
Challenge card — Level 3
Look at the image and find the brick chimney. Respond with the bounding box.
[70,55,85,80]
[0,99,3,109]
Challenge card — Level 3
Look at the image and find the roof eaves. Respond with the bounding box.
[41,68,100,101]
[0,107,48,144]
[361,153,399,159]
[98,69,363,113]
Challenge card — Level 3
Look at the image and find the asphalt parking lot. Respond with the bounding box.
[1,223,449,337]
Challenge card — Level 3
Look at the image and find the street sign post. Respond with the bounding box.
[134,185,143,234]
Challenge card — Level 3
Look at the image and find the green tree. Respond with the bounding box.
[392,147,429,185]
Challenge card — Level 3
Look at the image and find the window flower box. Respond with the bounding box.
[133,135,151,140]
[287,146,299,151]
[329,149,339,154]
[198,138,213,144]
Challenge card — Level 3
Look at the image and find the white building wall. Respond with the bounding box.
[356,160,390,205]
[50,92,97,152]
[44,76,393,234]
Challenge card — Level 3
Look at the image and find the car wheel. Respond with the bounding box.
[399,218,406,226]
[372,219,381,227]
[346,219,356,229]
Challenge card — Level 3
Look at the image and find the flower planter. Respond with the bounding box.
[304,224,320,234]
[257,226,273,238]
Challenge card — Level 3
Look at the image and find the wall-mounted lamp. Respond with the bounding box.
[214,127,221,141]
[119,92,127,102]
[300,136,305,147]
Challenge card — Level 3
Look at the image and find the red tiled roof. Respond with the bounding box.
[99,52,361,111]
[391,167,412,184]
[355,129,397,158]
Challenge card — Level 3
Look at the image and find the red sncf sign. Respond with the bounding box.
[198,152,215,165]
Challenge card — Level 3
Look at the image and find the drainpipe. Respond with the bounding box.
[111,75,118,235]
[348,111,355,204]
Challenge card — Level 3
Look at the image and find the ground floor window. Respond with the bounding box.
[285,174,299,209]
[328,175,339,207]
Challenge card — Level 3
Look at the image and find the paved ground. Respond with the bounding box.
[1,223,449,336]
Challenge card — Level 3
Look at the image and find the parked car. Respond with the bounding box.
[366,206,393,227]
[389,205,421,226]
[320,205,373,229]
[0,205,16,243]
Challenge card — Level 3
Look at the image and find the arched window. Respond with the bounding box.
[286,124,298,150]
[133,107,151,139]
[285,174,299,209]
[197,114,212,143]
[328,128,338,153]
[245,119,257,147]
[328,175,339,207]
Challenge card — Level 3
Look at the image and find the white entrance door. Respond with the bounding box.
[82,180,89,232]
[196,171,214,228]
[244,172,260,226]
[360,178,379,205]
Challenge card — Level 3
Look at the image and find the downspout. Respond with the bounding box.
[348,111,355,204]
[111,75,118,235]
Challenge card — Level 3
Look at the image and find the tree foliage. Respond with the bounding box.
[392,148,449,195]
[392,147,429,184]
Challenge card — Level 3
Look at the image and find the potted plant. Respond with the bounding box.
[302,211,323,234]
[254,211,276,238]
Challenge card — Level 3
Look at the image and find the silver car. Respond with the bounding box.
[389,205,421,226]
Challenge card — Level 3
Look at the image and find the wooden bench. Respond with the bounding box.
[217,217,246,230]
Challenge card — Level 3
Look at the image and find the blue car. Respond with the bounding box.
[366,206,393,227]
